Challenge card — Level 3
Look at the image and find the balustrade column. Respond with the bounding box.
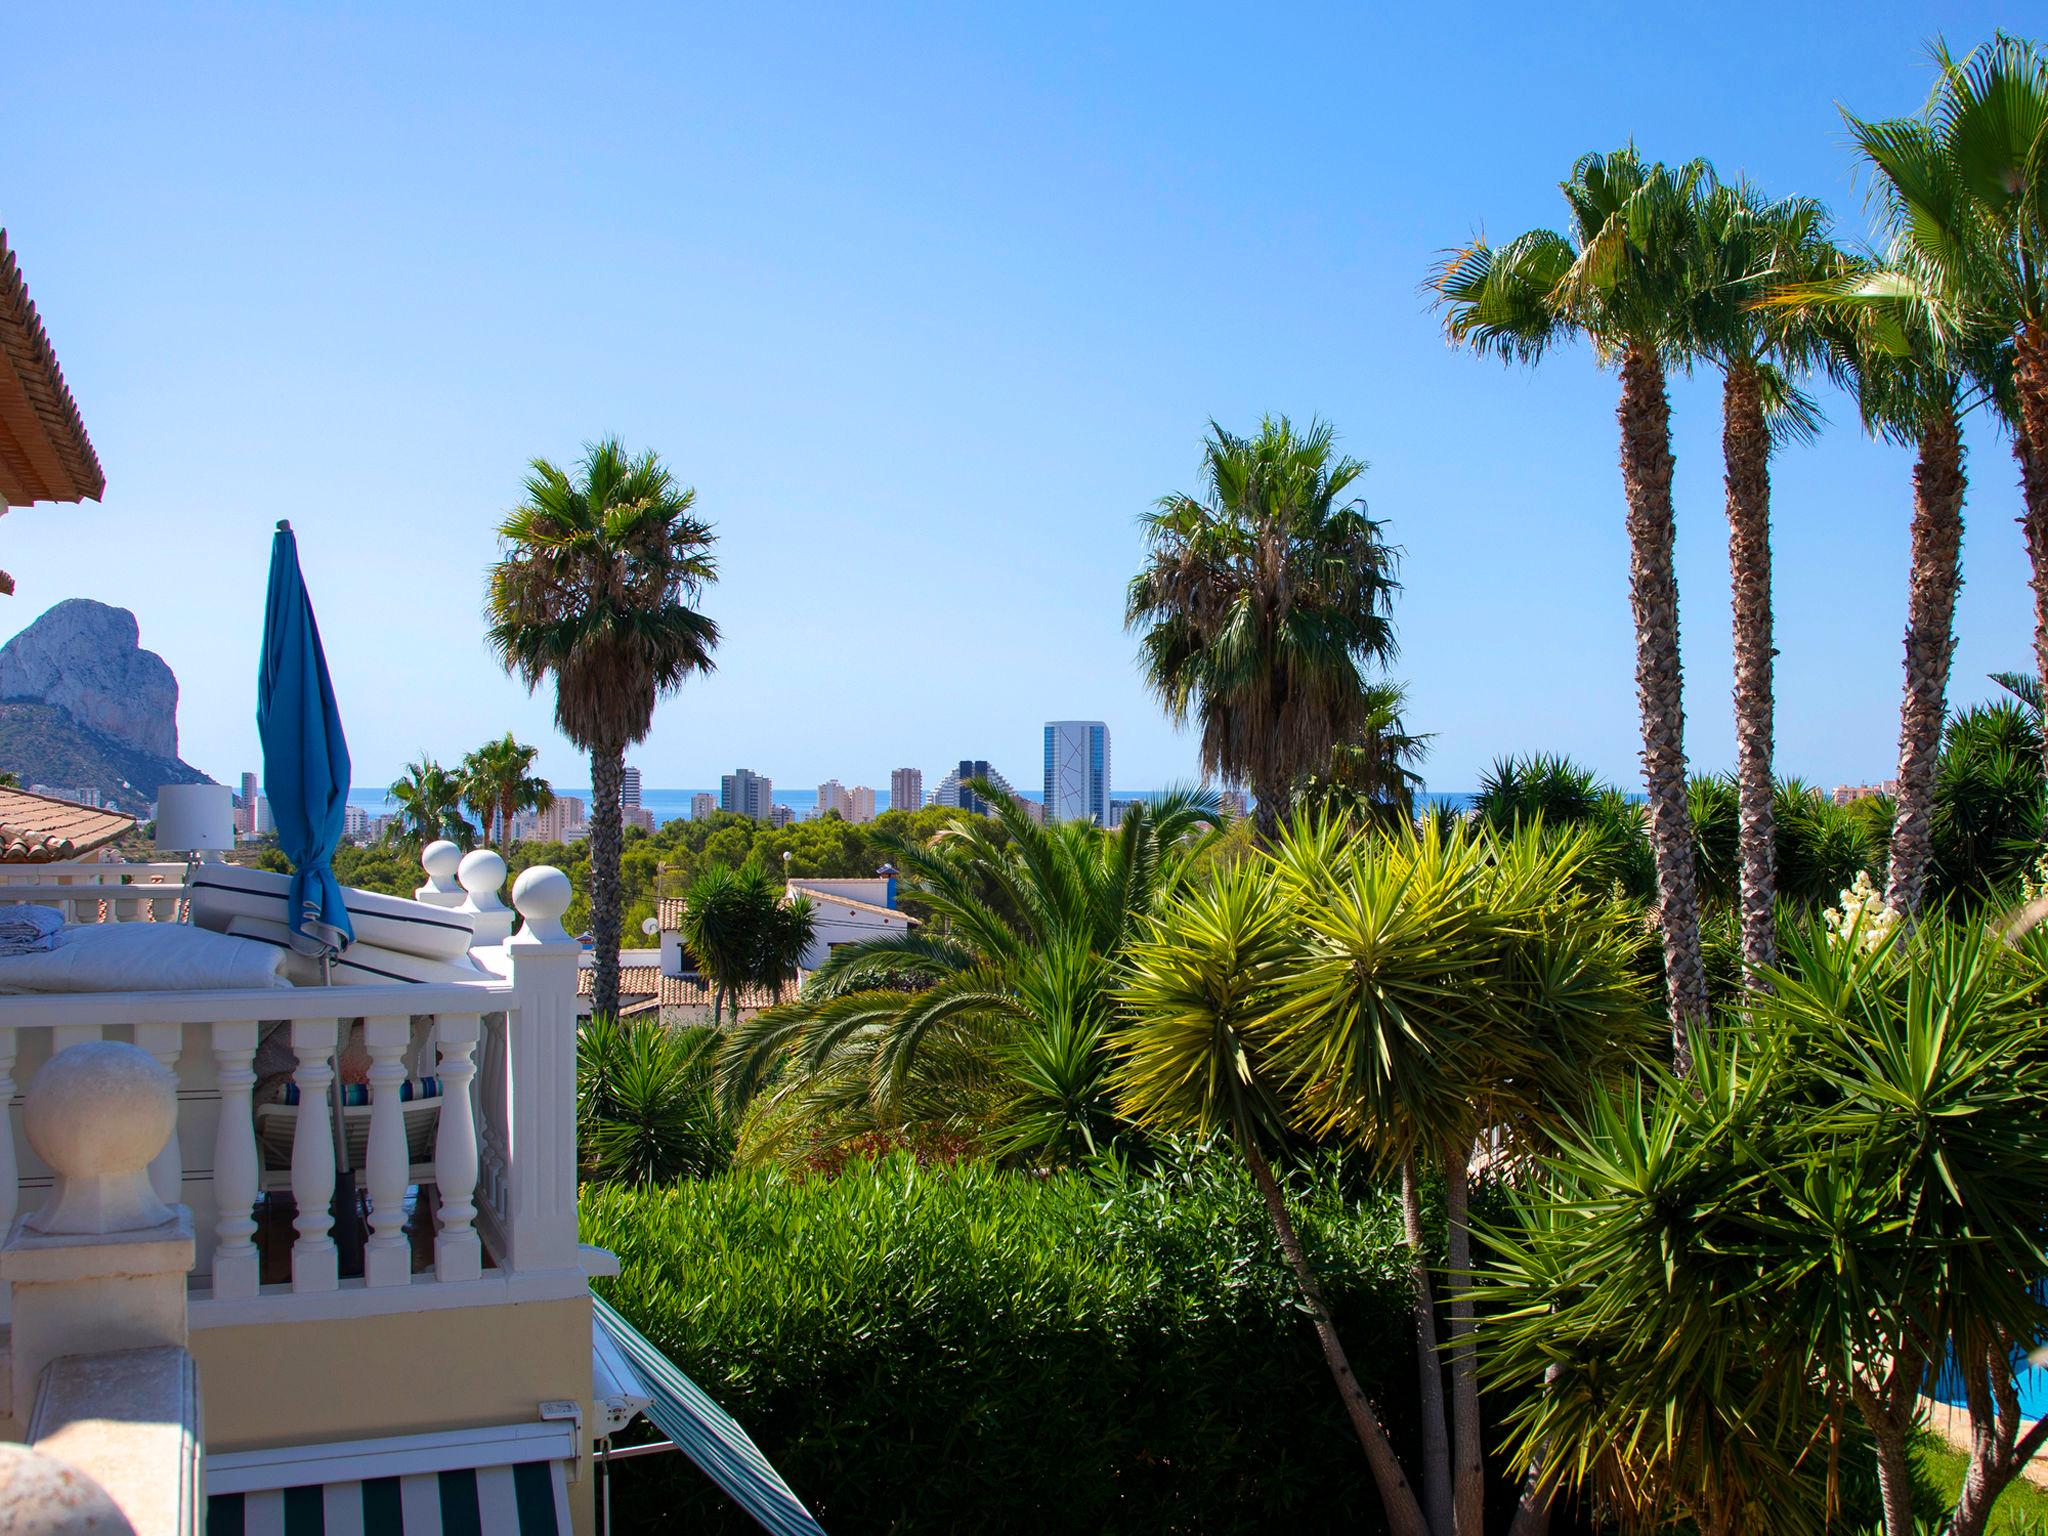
[433,1014,482,1283]
[209,1022,261,1299]
[287,1020,338,1293]
[133,1022,183,1208]
[362,1016,411,1288]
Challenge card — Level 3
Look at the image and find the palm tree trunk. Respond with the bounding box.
[1884,403,1966,917]
[1443,1150,1483,1536]
[2012,322,2048,779]
[1618,343,1710,1065]
[1505,1362,1562,1536]
[588,744,626,1020]
[1251,772,1285,845]
[1242,1135,1430,1536]
[1401,1154,1453,1536]
[1722,361,1777,982]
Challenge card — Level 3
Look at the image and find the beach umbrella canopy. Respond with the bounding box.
[257,519,354,956]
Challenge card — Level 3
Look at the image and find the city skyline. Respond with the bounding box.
[4,4,2031,804]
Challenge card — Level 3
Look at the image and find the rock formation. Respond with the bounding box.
[0,599,181,760]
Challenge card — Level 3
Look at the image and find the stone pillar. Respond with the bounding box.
[0,1040,195,1425]
[457,847,514,946]
[414,839,464,908]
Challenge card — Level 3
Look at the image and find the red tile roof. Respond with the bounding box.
[0,785,134,862]
[0,232,104,512]
[575,964,788,1013]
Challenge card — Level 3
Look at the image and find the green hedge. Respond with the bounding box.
[583,1151,1426,1534]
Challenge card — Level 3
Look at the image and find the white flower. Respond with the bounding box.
[1823,870,1897,953]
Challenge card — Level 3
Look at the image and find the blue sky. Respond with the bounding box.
[3,2,2039,796]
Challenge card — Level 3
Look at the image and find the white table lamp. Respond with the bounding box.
[155,783,236,862]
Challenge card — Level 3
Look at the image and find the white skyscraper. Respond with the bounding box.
[848,785,876,823]
[1042,721,1110,825]
[690,791,717,821]
[890,767,923,814]
[621,765,642,810]
[816,779,854,820]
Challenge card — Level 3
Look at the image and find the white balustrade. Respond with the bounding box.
[209,1022,261,1299]
[457,848,513,945]
[0,861,583,1322]
[287,1020,339,1293]
[361,1015,411,1289]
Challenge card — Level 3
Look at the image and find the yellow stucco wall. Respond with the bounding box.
[191,1296,595,1535]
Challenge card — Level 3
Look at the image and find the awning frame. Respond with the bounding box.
[206,1418,577,1497]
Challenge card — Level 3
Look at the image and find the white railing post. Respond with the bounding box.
[210,1022,261,1299]
[362,1015,411,1288]
[457,848,514,946]
[415,840,464,908]
[287,1020,339,1293]
[133,1022,183,1208]
[504,866,582,1274]
[433,1014,482,1283]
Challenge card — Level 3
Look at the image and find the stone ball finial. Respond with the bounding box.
[0,1444,137,1534]
[420,839,462,888]
[511,864,573,943]
[458,848,508,902]
[22,1041,177,1236]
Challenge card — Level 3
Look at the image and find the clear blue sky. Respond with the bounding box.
[2,2,2038,795]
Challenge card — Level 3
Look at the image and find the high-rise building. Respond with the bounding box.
[238,771,260,835]
[621,765,642,810]
[848,785,876,823]
[522,796,587,843]
[930,760,1019,815]
[890,767,923,814]
[343,803,370,841]
[769,803,796,829]
[721,769,774,822]
[817,779,854,820]
[690,791,717,821]
[1043,721,1110,825]
[624,806,656,833]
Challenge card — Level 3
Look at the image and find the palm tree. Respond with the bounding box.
[1296,681,1432,827]
[1126,416,1401,841]
[718,785,1223,1165]
[679,861,817,1026]
[1841,38,2048,775]
[1691,178,1834,981]
[486,438,719,1019]
[387,755,473,849]
[457,732,553,850]
[1434,147,1714,1064]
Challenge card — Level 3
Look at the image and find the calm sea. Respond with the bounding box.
[346,787,1479,823]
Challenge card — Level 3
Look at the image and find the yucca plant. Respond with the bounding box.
[578,1015,734,1185]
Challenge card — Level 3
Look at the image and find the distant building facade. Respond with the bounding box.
[848,785,876,823]
[690,791,717,820]
[1832,780,1901,806]
[891,767,923,813]
[621,765,642,810]
[237,772,260,835]
[521,795,587,843]
[721,769,774,821]
[1043,721,1110,825]
[816,779,853,820]
[342,803,370,841]
[931,759,1019,815]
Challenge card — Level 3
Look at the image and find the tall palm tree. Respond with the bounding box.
[1691,178,1834,981]
[486,438,719,1019]
[457,732,553,850]
[1434,147,1714,1065]
[1126,417,1401,842]
[387,755,473,848]
[717,786,1223,1165]
[1849,38,2048,774]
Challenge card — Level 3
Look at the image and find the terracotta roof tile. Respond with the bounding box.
[575,963,785,1012]
[0,785,134,862]
[0,231,104,508]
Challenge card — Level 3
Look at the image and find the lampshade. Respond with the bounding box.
[155,783,236,854]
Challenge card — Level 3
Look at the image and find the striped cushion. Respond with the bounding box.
[208,1461,564,1535]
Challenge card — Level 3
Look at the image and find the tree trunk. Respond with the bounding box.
[1443,1150,1483,1536]
[1883,403,1966,916]
[1950,1330,2048,1536]
[2013,324,2048,779]
[1618,344,1710,1065]
[1851,1347,1923,1536]
[1251,772,1285,846]
[588,743,626,1020]
[1505,1362,1562,1536]
[1402,1154,1453,1536]
[1722,361,1777,983]
[1242,1135,1430,1536]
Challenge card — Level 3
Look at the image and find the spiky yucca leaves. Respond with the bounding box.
[1127,416,1401,840]
[717,785,1223,1166]
[577,1016,734,1185]
[1477,920,2048,1536]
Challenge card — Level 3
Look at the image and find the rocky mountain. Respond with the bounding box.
[0,600,212,810]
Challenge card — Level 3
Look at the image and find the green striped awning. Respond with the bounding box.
[205,1420,575,1536]
[206,1463,566,1535]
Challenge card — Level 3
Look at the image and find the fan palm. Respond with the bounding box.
[1434,147,1714,1067]
[717,784,1223,1165]
[680,860,817,1026]
[486,438,719,1018]
[1691,178,1835,981]
[1126,416,1400,841]
[386,755,473,849]
[1295,680,1431,827]
[457,732,552,850]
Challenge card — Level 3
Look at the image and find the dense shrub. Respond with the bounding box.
[584,1150,1429,1534]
